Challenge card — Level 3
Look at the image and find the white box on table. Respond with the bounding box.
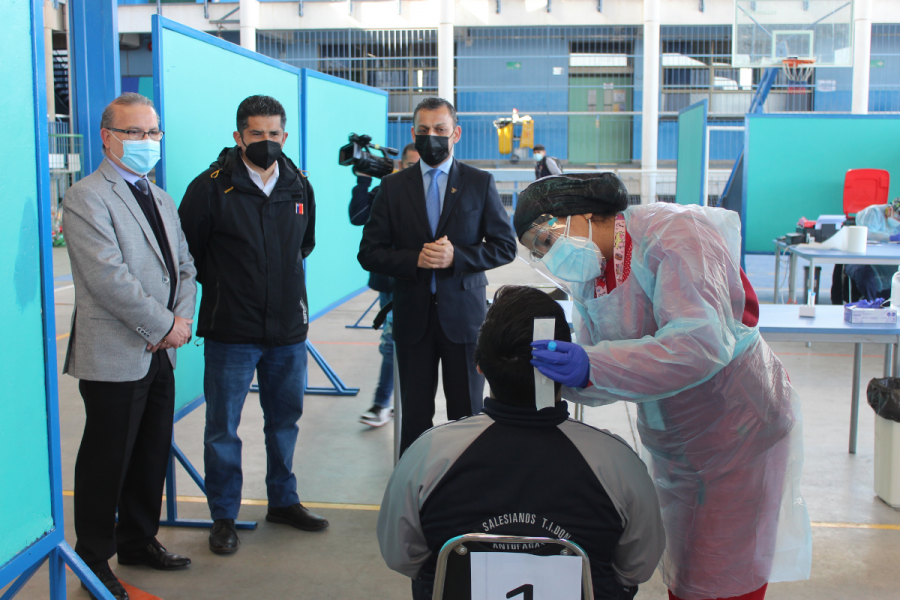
[843,306,898,324]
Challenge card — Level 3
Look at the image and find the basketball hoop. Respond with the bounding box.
[782,58,816,84]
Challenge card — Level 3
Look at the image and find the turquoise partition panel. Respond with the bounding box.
[744,114,900,253]
[0,0,55,571]
[153,16,302,411]
[302,71,388,318]
[675,99,708,206]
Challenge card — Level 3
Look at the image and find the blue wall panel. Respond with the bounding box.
[302,71,387,318]
[154,17,303,412]
[0,0,55,570]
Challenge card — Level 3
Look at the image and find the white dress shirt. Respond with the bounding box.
[243,157,280,197]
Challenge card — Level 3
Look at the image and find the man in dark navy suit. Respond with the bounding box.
[358,97,516,454]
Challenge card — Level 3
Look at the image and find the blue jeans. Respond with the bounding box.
[845,264,892,301]
[374,292,394,409]
[203,339,307,520]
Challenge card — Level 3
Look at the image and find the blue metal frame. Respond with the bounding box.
[69,0,120,175]
[676,99,709,205]
[346,296,382,329]
[0,2,115,599]
[248,342,361,396]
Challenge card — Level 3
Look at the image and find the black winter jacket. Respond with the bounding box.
[178,146,316,346]
[348,175,391,294]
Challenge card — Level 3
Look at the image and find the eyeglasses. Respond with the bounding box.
[522,215,565,260]
[107,127,165,142]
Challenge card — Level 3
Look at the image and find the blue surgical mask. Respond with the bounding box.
[540,216,604,282]
[116,139,161,175]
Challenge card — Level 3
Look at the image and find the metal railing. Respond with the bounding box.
[48,133,84,246]
[490,167,733,216]
[250,22,899,164]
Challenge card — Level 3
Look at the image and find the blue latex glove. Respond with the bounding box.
[530,340,591,388]
[848,298,885,309]
[890,233,900,242]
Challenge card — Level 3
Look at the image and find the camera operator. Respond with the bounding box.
[349,142,419,427]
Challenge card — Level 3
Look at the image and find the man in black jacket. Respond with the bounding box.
[377,286,665,600]
[533,144,563,179]
[358,97,517,455]
[349,143,418,427]
[179,95,327,556]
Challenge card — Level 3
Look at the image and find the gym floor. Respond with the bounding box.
[5,248,900,600]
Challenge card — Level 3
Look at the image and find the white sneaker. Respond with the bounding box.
[360,405,393,427]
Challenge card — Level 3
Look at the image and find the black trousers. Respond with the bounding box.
[74,351,174,566]
[395,300,484,455]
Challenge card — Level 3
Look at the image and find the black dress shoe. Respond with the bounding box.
[117,540,191,570]
[266,503,329,531]
[209,518,240,555]
[80,566,129,600]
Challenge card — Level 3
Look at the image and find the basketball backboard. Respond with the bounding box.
[733,1,854,67]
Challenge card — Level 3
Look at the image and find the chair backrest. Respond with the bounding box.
[432,533,594,600]
[844,169,890,217]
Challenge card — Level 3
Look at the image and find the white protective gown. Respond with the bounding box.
[562,203,812,600]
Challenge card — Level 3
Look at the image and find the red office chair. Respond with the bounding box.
[843,169,890,217]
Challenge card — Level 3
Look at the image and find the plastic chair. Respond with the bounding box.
[844,169,890,217]
[431,533,594,600]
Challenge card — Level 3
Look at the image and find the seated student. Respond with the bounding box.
[843,200,900,301]
[376,285,665,600]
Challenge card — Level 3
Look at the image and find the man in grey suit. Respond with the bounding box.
[62,93,197,600]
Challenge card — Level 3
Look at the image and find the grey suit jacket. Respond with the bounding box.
[62,159,197,382]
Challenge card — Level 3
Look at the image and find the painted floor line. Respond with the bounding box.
[61,490,380,511]
[309,341,380,346]
[810,521,900,531]
[58,491,900,523]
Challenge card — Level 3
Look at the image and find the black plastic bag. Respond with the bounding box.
[867,378,900,423]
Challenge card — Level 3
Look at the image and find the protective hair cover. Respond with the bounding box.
[855,203,900,242]
[562,203,811,599]
[513,173,629,240]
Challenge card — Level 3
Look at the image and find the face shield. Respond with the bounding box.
[518,214,605,303]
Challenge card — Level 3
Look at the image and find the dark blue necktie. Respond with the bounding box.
[426,169,441,294]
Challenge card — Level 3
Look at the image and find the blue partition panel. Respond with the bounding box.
[153,16,302,412]
[302,70,387,318]
[675,99,708,206]
[743,114,900,253]
[0,0,55,570]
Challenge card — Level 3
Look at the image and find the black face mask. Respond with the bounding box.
[243,140,282,170]
[415,134,451,167]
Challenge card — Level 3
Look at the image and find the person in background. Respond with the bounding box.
[349,142,419,427]
[377,285,665,600]
[63,92,197,600]
[179,95,325,557]
[533,143,563,180]
[843,199,900,300]
[358,97,517,456]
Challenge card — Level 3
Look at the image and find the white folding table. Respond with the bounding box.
[773,241,900,304]
[758,305,900,453]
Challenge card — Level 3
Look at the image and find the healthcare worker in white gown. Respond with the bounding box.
[516,173,811,600]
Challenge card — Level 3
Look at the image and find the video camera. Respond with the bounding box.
[338,133,399,179]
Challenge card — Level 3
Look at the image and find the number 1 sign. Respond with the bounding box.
[470,552,583,600]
